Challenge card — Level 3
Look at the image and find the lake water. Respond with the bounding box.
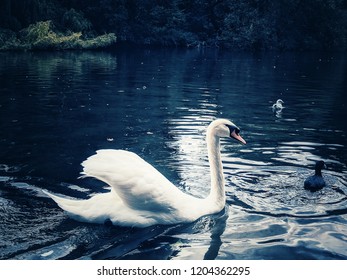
[0,49,346,260]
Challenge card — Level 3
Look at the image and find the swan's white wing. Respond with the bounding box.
[81,149,185,212]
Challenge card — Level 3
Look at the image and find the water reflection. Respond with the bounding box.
[203,207,228,260]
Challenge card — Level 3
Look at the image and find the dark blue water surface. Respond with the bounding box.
[0,49,346,260]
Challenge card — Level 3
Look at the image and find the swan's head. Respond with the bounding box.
[208,119,246,145]
[276,99,284,105]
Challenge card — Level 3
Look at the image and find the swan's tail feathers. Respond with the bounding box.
[42,190,92,222]
[43,190,116,224]
[43,189,81,210]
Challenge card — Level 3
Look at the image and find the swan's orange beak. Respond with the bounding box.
[231,130,246,145]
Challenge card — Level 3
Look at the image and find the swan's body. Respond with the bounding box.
[44,119,246,227]
[272,99,284,111]
[304,160,326,191]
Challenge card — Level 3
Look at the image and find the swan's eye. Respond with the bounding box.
[226,124,240,135]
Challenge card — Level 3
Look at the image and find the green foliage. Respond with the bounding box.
[0,21,116,50]
[0,28,21,50]
[79,33,117,49]
[85,0,346,50]
[0,0,346,50]
[20,20,53,45]
[62,8,92,33]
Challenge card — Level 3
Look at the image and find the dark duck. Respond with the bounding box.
[304,161,326,191]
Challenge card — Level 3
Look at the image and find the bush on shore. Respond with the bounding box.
[0,21,116,51]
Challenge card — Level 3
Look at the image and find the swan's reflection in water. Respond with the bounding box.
[203,206,228,260]
[77,211,228,260]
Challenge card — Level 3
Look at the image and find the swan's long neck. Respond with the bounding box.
[206,128,225,210]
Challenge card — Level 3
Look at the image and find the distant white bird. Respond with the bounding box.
[272,99,284,112]
[44,119,246,228]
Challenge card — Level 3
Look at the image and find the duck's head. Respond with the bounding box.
[314,160,326,176]
[315,160,326,171]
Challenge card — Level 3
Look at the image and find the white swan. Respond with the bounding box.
[272,99,284,111]
[44,119,246,227]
